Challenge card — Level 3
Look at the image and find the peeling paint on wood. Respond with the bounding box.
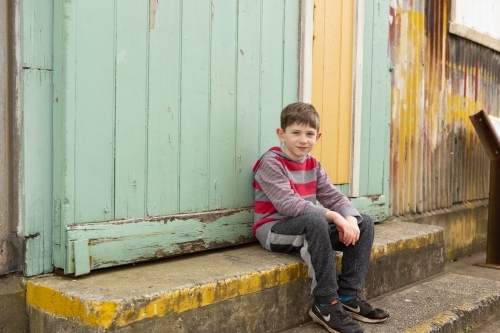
[149,0,158,29]
[67,207,253,228]
[65,209,255,275]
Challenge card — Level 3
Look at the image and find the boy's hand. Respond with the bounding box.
[324,211,360,246]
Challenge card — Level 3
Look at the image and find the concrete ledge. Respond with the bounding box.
[0,273,27,333]
[399,200,488,260]
[26,221,444,333]
[360,219,445,299]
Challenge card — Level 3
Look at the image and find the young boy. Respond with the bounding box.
[252,102,389,333]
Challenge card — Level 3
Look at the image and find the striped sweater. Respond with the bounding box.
[252,146,361,236]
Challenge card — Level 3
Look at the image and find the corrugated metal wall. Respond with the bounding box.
[389,0,500,216]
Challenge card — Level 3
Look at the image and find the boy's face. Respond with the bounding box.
[276,122,322,161]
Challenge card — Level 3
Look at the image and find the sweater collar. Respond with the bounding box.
[268,146,308,163]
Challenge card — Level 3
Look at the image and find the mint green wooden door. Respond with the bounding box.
[53,0,300,275]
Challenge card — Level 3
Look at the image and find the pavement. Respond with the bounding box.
[444,252,500,283]
[283,252,500,333]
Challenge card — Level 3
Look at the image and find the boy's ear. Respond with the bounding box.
[316,131,322,140]
[276,127,285,142]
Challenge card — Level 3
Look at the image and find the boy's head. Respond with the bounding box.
[280,102,320,132]
[276,102,322,161]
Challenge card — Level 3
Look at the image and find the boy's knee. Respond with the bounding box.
[360,213,374,225]
[303,210,330,230]
[359,213,374,234]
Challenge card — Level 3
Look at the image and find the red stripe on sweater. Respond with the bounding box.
[253,180,262,190]
[254,201,277,215]
[292,180,317,196]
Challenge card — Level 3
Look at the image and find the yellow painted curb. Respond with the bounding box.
[371,231,443,261]
[27,263,309,329]
[404,311,456,333]
[26,283,119,328]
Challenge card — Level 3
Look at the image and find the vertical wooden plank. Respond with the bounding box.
[53,0,77,272]
[282,0,300,106]
[320,0,341,179]
[22,0,54,275]
[365,0,391,195]
[234,0,262,208]
[208,0,237,210]
[380,0,393,208]
[260,0,284,153]
[359,0,393,200]
[179,1,210,213]
[22,0,53,70]
[114,0,148,219]
[25,238,43,276]
[310,0,354,184]
[73,239,90,276]
[73,0,116,223]
[311,0,325,162]
[299,0,314,103]
[358,0,374,196]
[147,0,181,216]
[337,0,355,183]
[350,0,365,197]
[23,69,53,276]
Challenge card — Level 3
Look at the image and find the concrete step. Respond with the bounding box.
[283,252,500,333]
[26,220,444,333]
[466,314,500,333]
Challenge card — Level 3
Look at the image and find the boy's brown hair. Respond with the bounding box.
[280,102,320,132]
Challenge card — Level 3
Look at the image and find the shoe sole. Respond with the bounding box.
[309,309,342,333]
[346,311,389,323]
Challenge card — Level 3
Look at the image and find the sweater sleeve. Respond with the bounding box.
[315,161,362,223]
[258,156,327,217]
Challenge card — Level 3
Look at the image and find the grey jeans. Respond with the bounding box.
[264,210,374,304]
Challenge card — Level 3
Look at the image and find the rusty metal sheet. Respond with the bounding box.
[389,0,500,216]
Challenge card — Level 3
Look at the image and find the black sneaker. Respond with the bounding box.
[340,296,389,323]
[309,299,364,333]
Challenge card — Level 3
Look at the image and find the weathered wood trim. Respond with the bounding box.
[299,0,313,103]
[449,22,500,54]
[350,195,387,222]
[72,239,90,276]
[450,0,500,53]
[350,0,364,198]
[65,208,255,275]
[21,0,55,277]
[52,0,77,274]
